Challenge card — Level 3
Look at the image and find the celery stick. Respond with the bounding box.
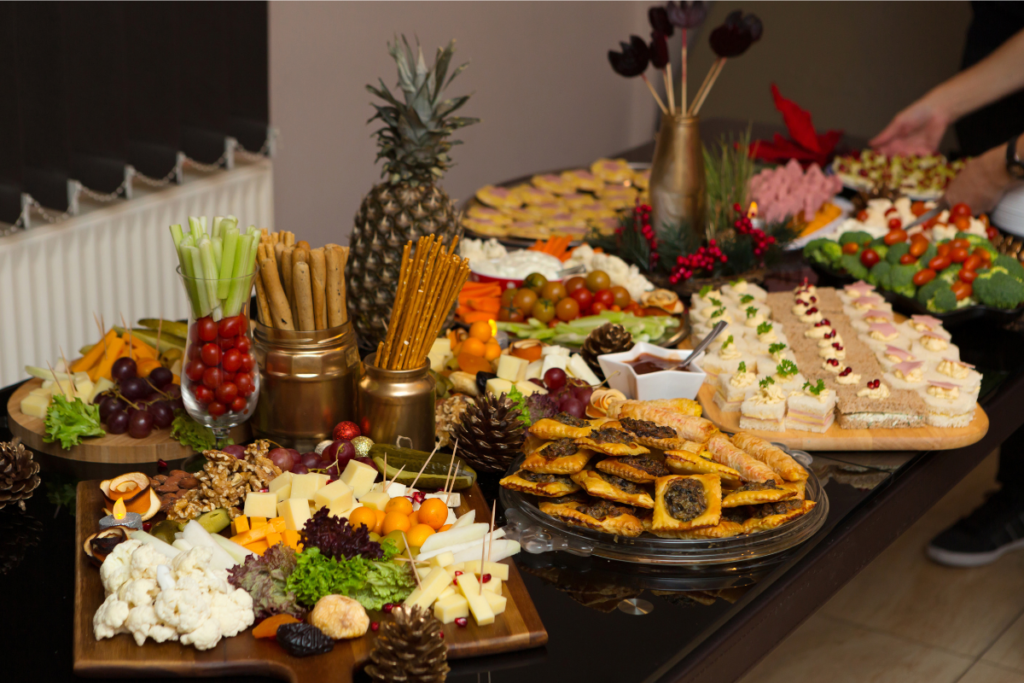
[169,224,184,249]
[188,217,202,237]
[225,234,256,316]
[186,247,209,317]
[198,239,222,320]
[212,217,224,240]
[217,229,239,300]
[212,237,223,271]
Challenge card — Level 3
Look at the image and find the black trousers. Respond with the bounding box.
[999,423,1024,490]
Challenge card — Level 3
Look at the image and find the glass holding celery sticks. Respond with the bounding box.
[170,217,262,437]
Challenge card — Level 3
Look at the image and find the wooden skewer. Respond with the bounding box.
[59,348,76,399]
[92,312,108,357]
[641,73,669,115]
[480,520,487,596]
[689,57,726,116]
[445,463,460,507]
[46,360,68,398]
[664,65,676,116]
[441,446,457,499]
[681,28,688,115]
[383,453,388,491]
[155,319,163,357]
[384,465,405,494]
[487,501,497,565]
[400,532,422,589]
[120,313,133,361]
[408,441,441,491]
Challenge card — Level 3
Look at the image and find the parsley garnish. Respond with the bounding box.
[740,294,754,304]
[709,297,722,307]
[776,360,798,378]
[757,321,772,336]
[731,279,743,287]
[738,361,747,373]
[710,307,726,319]
[768,342,787,355]
[721,335,734,349]
[698,285,712,297]
[803,379,826,396]
[759,376,775,389]
[746,305,758,319]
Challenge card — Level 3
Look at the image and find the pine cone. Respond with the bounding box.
[581,323,635,377]
[365,605,449,683]
[450,392,526,474]
[435,395,475,449]
[0,507,42,576]
[0,438,40,512]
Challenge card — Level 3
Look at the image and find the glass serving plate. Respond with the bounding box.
[501,447,828,567]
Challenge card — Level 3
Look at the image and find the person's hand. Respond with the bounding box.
[945,144,1016,213]
[870,99,951,156]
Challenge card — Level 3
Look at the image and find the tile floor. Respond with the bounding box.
[740,449,1024,683]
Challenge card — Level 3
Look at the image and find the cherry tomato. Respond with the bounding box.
[218,336,236,350]
[909,240,928,257]
[842,242,860,254]
[236,374,255,397]
[860,248,880,268]
[610,286,631,308]
[221,348,242,373]
[207,401,227,418]
[201,343,222,367]
[884,229,908,245]
[230,397,248,413]
[187,343,200,361]
[951,280,972,300]
[240,354,255,373]
[929,256,952,271]
[541,282,567,303]
[856,210,869,221]
[505,308,525,323]
[593,289,616,308]
[185,360,206,382]
[911,201,928,217]
[512,288,538,312]
[591,301,608,314]
[193,385,213,405]
[500,288,518,307]
[937,243,951,258]
[221,372,236,385]
[197,317,218,342]
[531,299,556,323]
[569,287,593,312]
[950,202,972,219]
[950,246,969,263]
[218,316,241,339]
[974,247,992,263]
[959,268,978,283]
[888,218,903,231]
[555,297,580,321]
[899,253,917,265]
[923,217,939,230]
[564,276,588,295]
[912,268,936,286]
[954,216,972,231]
[950,238,969,251]
[215,382,238,404]
[987,226,1000,240]
[962,255,983,272]
[202,366,224,389]
[235,336,252,354]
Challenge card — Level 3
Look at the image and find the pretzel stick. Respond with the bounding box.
[310,247,327,330]
[260,256,294,330]
[381,244,412,366]
[294,261,315,331]
[281,246,296,322]
[284,231,295,247]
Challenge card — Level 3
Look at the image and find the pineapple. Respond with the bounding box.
[347,37,478,347]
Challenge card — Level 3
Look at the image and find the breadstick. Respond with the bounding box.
[284,232,295,247]
[336,246,349,324]
[297,240,310,251]
[325,245,346,328]
[310,248,328,330]
[254,269,272,326]
[294,261,315,331]
[281,246,296,322]
[259,257,294,330]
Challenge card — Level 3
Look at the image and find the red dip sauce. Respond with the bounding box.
[627,354,692,375]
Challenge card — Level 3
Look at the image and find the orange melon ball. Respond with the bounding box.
[438,524,453,532]
[382,511,411,535]
[385,497,413,515]
[483,342,502,361]
[408,510,420,526]
[373,509,387,535]
[460,337,486,357]
[417,498,450,530]
[469,321,493,342]
[406,523,436,548]
[348,507,377,532]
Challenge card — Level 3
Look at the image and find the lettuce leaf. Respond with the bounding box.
[227,544,306,621]
[43,395,105,449]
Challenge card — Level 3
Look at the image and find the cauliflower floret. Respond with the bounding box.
[124,604,177,646]
[210,590,255,639]
[99,540,142,595]
[93,594,130,640]
[154,576,212,634]
[171,548,229,593]
[563,246,654,301]
[179,616,222,651]
[118,578,160,607]
[128,544,170,581]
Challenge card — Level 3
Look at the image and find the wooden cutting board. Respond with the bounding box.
[74,481,547,682]
[697,382,989,451]
[8,379,247,464]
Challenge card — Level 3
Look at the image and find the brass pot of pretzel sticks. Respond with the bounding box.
[251,230,361,450]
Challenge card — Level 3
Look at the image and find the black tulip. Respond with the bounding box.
[709,10,763,58]
[741,13,764,42]
[608,35,651,77]
[649,31,670,69]
[649,6,675,36]
[666,1,708,30]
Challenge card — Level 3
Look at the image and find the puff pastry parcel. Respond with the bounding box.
[664,450,742,487]
[521,439,594,474]
[575,428,650,456]
[499,469,581,498]
[570,469,655,508]
[742,499,817,533]
[596,455,669,484]
[647,519,745,539]
[529,413,594,440]
[615,417,700,451]
[539,498,645,537]
[721,480,796,508]
[706,433,780,483]
[730,432,809,482]
[651,474,722,532]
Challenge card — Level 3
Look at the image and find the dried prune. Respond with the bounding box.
[276,623,335,657]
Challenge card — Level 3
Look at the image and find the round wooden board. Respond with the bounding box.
[8,379,247,464]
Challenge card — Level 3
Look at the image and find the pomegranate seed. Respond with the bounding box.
[454,571,463,576]
[455,617,468,627]
[383,603,394,613]
[827,359,840,366]
[370,622,379,631]
[439,631,445,640]
[839,367,853,377]
[143,522,152,531]
[833,343,844,350]
[157,459,168,471]
[481,573,492,583]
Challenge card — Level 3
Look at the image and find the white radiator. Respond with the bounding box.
[0,161,274,387]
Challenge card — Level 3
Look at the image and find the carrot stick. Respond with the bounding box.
[461,310,498,323]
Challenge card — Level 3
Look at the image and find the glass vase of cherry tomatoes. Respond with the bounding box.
[178,268,261,439]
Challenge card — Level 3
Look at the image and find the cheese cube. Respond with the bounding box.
[88,377,114,403]
[283,529,301,550]
[514,380,547,397]
[403,567,455,612]
[312,473,331,488]
[482,576,502,594]
[290,473,326,501]
[326,498,355,519]
[455,573,495,626]
[278,498,311,532]
[541,345,570,357]
[270,517,287,533]
[244,492,279,518]
[313,479,353,510]
[482,590,507,615]
[424,492,460,508]
[445,507,458,526]
[20,394,50,419]
[485,377,514,397]
[428,338,453,372]
[429,551,455,568]
[417,566,433,580]
[268,472,294,503]
[372,481,407,498]
[443,562,466,577]
[250,517,268,529]
[340,460,379,499]
[231,516,250,535]
[540,353,568,377]
[461,561,509,581]
[438,586,457,601]
[28,387,51,397]
[525,360,544,380]
[73,371,90,384]
[567,354,600,385]
[246,540,268,555]
[359,490,391,511]
[265,531,283,548]
[434,593,470,624]
[73,377,95,401]
[496,355,528,383]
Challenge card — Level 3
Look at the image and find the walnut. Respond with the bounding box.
[165,440,281,521]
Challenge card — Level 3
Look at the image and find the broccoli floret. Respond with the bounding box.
[841,253,870,280]
[937,263,962,285]
[955,232,1000,259]
[839,231,873,246]
[870,243,889,261]
[923,283,958,313]
[973,268,1024,309]
[920,242,938,265]
[994,255,1024,281]
[889,263,919,298]
[868,260,892,289]
[886,242,911,265]
[802,239,843,268]
[917,278,946,306]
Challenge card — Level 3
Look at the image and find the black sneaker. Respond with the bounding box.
[928,487,1024,567]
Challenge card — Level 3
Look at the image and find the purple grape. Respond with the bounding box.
[222,444,247,459]
[163,384,182,400]
[560,398,585,418]
[268,448,294,470]
[544,368,567,391]
[354,457,375,468]
[287,448,301,462]
[291,463,309,475]
[325,463,340,478]
[149,402,174,429]
[529,378,545,388]
[107,410,129,434]
[111,357,138,383]
[301,453,321,469]
[99,396,126,422]
[120,377,150,401]
[149,367,173,389]
[128,410,154,438]
[322,440,355,468]
[573,385,594,406]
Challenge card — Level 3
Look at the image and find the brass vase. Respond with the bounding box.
[649,114,706,244]
[357,352,436,451]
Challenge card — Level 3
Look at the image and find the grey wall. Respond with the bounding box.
[269,1,973,246]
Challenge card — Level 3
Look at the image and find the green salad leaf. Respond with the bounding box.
[170,412,231,452]
[44,395,105,449]
[507,386,532,428]
[286,547,416,611]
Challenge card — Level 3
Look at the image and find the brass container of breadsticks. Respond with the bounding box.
[251,321,360,451]
[357,352,436,451]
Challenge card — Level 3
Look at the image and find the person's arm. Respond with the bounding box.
[945,136,1024,212]
[871,28,1024,155]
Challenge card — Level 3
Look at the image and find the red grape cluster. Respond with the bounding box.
[528,368,594,418]
[669,240,727,284]
[732,203,776,257]
[262,438,372,481]
[616,203,660,270]
[97,358,182,439]
[183,315,257,420]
